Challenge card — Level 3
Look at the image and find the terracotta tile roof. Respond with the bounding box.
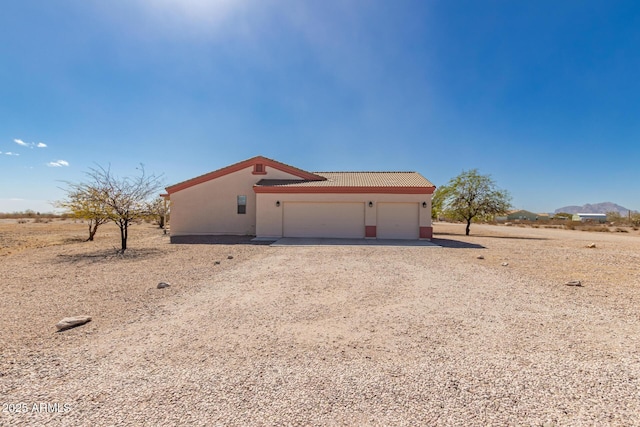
[256,172,435,188]
[165,155,435,195]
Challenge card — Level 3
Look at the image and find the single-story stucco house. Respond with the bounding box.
[163,156,436,241]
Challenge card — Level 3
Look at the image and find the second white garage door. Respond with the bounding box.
[283,202,365,238]
[377,202,419,239]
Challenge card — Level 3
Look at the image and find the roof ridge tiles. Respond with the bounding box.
[314,171,418,173]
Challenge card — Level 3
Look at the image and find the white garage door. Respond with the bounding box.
[283,202,365,238]
[377,203,419,239]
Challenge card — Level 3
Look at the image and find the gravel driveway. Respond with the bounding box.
[1,223,639,426]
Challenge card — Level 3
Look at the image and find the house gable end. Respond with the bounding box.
[165,156,325,194]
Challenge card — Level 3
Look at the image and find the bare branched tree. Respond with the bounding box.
[58,164,163,252]
[91,164,163,252]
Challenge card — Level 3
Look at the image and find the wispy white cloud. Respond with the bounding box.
[13,138,48,149]
[47,160,69,167]
[5,152,19,156]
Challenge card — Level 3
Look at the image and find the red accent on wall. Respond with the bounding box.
[419,226,433,239]
[254,186,435,194]
[252,164,267,175]
[365,226,376,238]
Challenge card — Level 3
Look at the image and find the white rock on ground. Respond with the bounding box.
[55,315,92,331]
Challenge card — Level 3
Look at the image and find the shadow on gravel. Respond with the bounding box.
[271,237,439,247]
[431,238,486,249]
[55,248,165,265]
[432,231,550,248]
[170,235,273,245]
[62,237,86,244]
[436,232,549,241]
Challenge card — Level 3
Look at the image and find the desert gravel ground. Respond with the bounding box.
[1,221,640,426]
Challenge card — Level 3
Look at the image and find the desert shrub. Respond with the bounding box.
[0,211,64,220]
[17,219,28,224]
[581,226,610,232]
[615,228,629,233]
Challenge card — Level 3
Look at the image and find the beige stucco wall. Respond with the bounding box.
[256,192,432,239]
[169,166,303,236]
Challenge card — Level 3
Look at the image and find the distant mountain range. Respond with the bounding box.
[554,202,632,215]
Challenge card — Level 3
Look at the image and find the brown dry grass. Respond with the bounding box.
[0,219,156,256]
[0,219,87,256]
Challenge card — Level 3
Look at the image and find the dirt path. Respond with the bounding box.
[1,223,640,425]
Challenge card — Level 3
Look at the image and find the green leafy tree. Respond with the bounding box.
[56,185,111,241]
[606,211,623,223]
[553,212,573,220]
[431,185,452,220]
[436,169,511,236]
[145,197,170,229]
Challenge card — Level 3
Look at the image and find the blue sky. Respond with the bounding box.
[1,0,639,214]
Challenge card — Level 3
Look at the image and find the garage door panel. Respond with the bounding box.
[377,203,419,239]
[284,202,365,238]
